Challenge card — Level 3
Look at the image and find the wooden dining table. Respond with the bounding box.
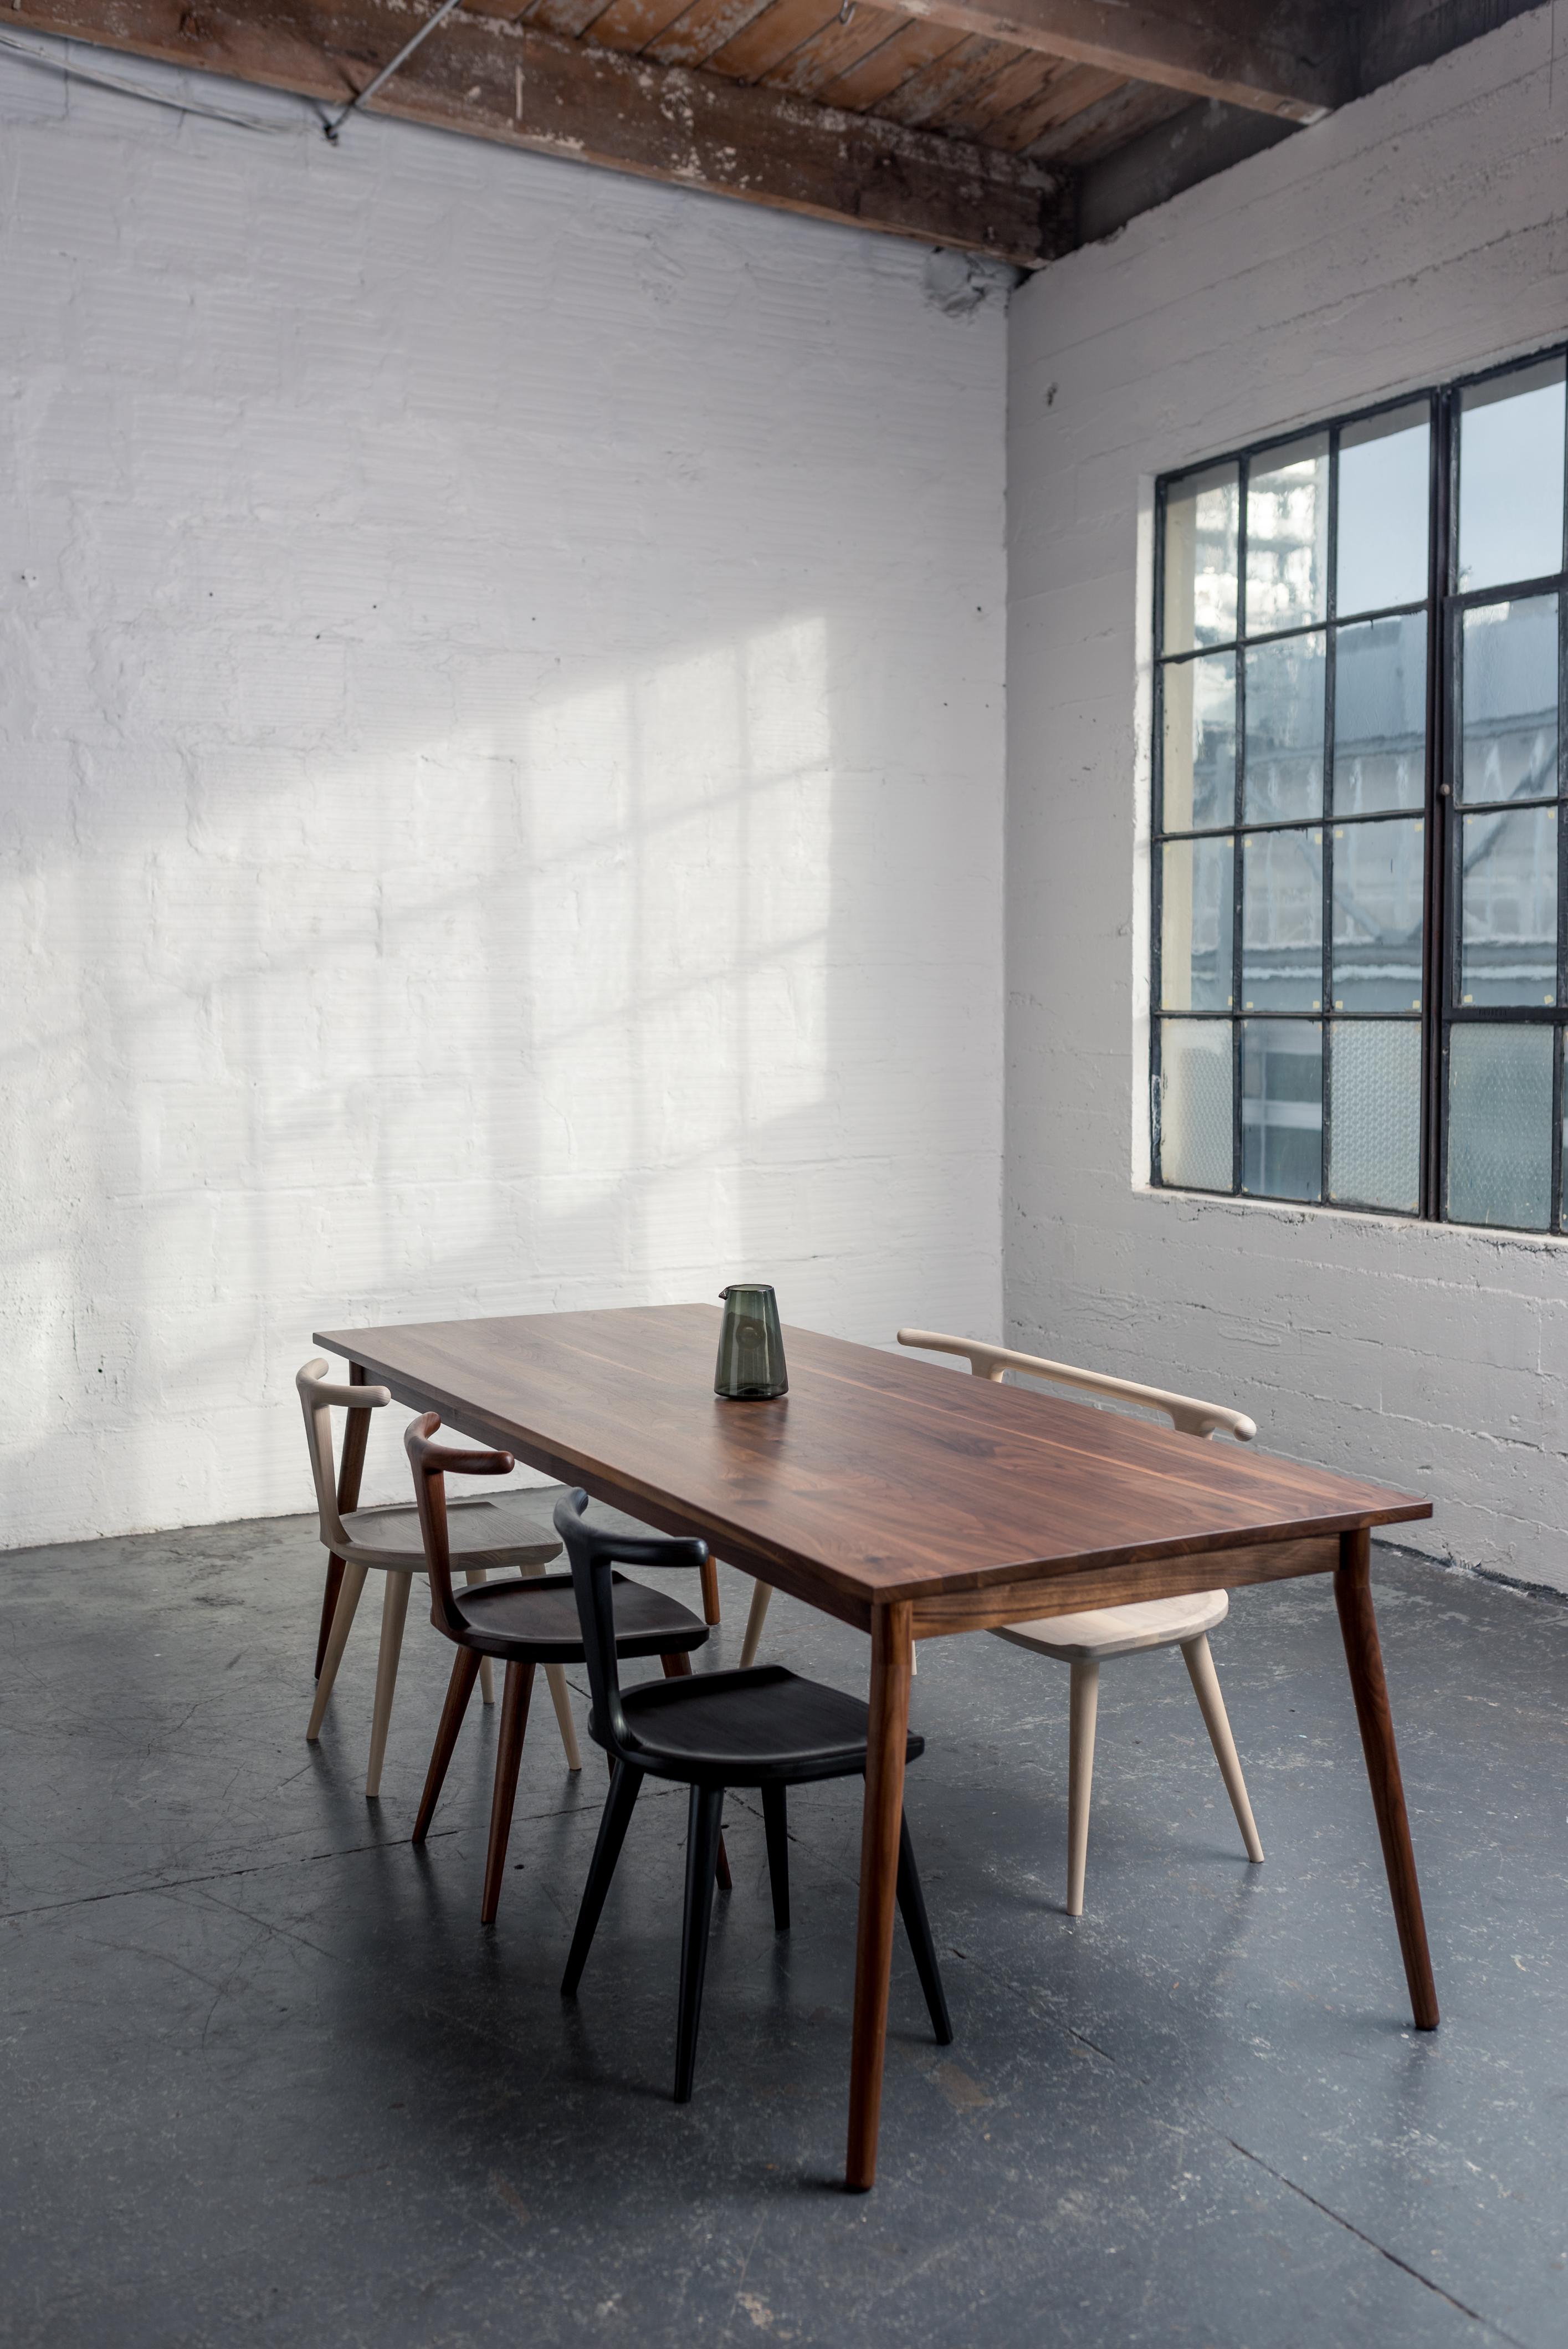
[315,1301,1437,2191]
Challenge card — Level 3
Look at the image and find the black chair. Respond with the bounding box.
[404,1417,722,1924]
[554,1487,952,2102]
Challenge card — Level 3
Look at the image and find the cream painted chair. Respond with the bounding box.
[891,1330,1264,1916]
[298,1360,582,1795]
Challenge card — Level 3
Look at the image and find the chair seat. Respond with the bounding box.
[995,1588,1229,1664]
[613,1663,925,1788]
[337,1494,560,1572]
[449,1569,707,1663]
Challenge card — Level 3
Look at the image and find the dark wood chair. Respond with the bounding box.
[554,1487,952,2103]
[404,1416,720,1924]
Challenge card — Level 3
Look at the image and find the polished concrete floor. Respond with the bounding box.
[2,1506,1565,2347]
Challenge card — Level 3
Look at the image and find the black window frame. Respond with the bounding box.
[1150,339,1568,1231]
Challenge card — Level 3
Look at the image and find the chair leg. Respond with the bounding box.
[762,1784,790,1931]
[314,1554,345,1679]
[896,1813,952,2045]
[674,1785,725,2104]
[1182,1633,1264,1864]
[413,1647,482,1843]
[365,1570,414,1799]
[1067,1657,1100,1918]
[306,1560,369,1740]
[481,1660,536,1925]
[662,1654,731,1891]
[561,1759,644,1994]
[544,1664,583,1771]
[699,1554,721,1626]
[463,1570,495,1705]
[740,1579,772,1669]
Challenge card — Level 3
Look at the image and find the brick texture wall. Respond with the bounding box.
[0,48,1006,1545]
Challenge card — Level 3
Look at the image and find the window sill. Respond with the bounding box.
[1133,1183,1568,1251]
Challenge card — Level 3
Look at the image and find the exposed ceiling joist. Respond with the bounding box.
[7,0,1074,265]
[875,0,1343,121]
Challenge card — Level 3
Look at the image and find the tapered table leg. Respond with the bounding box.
[699,1554,721,1626]
[846,1598,913,2191]
[1334,1527,1438,2030]
[315,1364,372,1676]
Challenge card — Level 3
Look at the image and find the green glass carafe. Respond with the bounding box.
[714,1284,788,1400]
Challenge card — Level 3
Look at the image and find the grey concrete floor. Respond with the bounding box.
[2,1510,1566,2348]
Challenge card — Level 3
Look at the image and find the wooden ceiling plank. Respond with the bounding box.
[980,53,1119,147]
[8,0,1073,264]
[641,0,777,69]
[863,0,1340,121]
[1022,70,1187,162]
[760,2,904,98]
[705,0,845,83]
[934,44,1059,137]
[871,30,1017,129]
[575,0,696,54]
[811,15,969,110]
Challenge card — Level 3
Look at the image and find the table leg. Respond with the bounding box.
[699,1554,721,1626]
[315,1364,373,1677]
[1334,1527,1438,2030]
[846,1598,913,2192]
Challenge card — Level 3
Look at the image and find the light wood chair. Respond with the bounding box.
[870,1332,1264,1916]
[297,1360,582,1794]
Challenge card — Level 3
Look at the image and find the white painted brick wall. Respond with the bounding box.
[1006,7,1568,1589]
[0,47,1006,1548]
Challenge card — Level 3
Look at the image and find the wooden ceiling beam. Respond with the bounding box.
[871,0,1345,121]
[7,0,1074,264]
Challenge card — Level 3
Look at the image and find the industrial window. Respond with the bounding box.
[1151,344,1568,1231]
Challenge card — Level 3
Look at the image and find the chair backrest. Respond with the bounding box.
[895,1329,1256,1443]
[552,1488,709,1764]
[404,1413,519,1638]
[296,1358,393,1552]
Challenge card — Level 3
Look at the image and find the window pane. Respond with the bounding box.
[1247,436,1329,636]
[1458,359,1566,593]
[1159,1020,1232,1189]
[1161,837,1234,1010]
[1243,632,1325,822]
[1161,653,1236,831]
[1333,613,1427,813]
[1164,464,1239,654]
[1243,828,1323,1011]
[1447,1023,1552,1229]
[1459,806,1557,1005]
[1241,1020,1322,1200]
[1329,1021,1421,1211]
[1338,405,1430,616]
[1460,596,1559,804]
[1332,817,1424,1011]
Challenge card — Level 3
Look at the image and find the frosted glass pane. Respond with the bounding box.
[1459,806,1557,1006]
[1164,464,1239,653]
[1332,817,1424,1011]
[1338,406,1430,616]
[1460,596,1559,804]
[1447,1023,1552,1229]
[1333,613,1427,814]
[1458,359,1566,593]
[1247,436,1329,636]
[1161,837,1234,1010]
[1159,1021,1232,1189]
[1243,828,1323,1011]
[1243,633,1325,822]
[1329,1022,1421,1211]
[1161,653,1236,830]
[1241,1020,1321,1200]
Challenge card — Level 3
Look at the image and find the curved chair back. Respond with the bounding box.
[404,1413,517,1638]
[296,1357,393,1550]
[552,1488,709,1764]
[895,1330,1256,1443]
